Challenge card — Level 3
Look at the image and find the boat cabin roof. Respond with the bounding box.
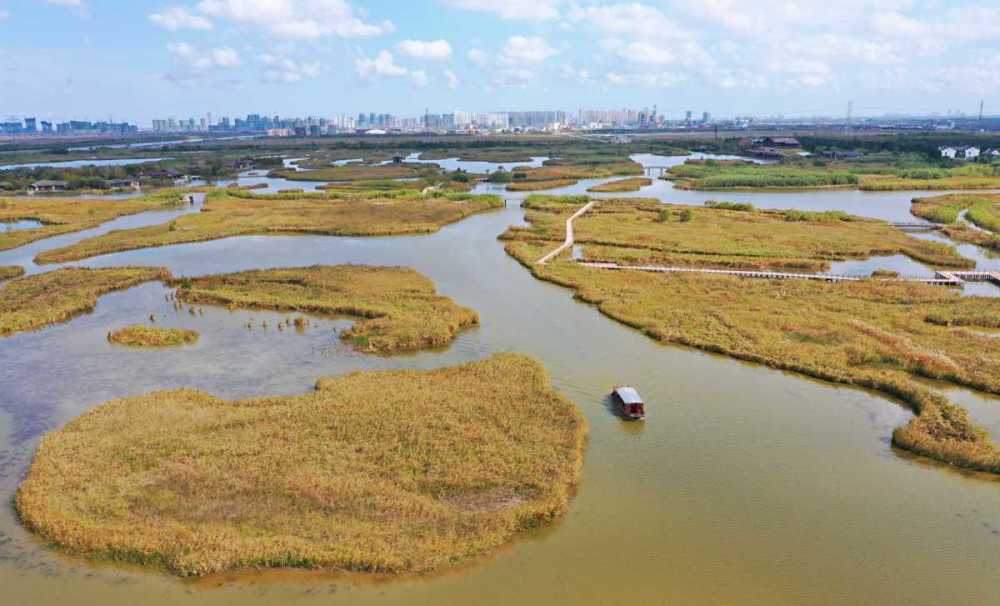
[614,387,644,405]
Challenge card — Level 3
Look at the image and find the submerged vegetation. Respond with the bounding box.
[503,199,1000,474]
[0,190,188,252]
[586,177,653,193]
[0,267,170,337]
[504,196,972,272]
[107,325,199,348]
[172,265,478,353]
[16,353,587,577]
[36,189,503,264]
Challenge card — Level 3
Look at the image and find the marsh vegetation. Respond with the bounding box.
[911,194,1000,250]
[35,189,503,264]
[504,195,972,272]
[586,177,653,193]
[666,159,1000,191]
[503,198,1000,474]
[107,324,199,347]
[172,265,479,353]
[0,267,170,337]
[0,190,189,252]
[16,354,587,577]
[0,265,24,281]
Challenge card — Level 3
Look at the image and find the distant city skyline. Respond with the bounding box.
[1,1,999,123]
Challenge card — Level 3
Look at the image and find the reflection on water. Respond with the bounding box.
[825,254,938,278]
[1,190,1000,606]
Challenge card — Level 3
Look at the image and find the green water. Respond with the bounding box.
[1,192,999,605]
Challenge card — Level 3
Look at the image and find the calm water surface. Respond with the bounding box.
[0,157,170,171]
[1,164,999,605]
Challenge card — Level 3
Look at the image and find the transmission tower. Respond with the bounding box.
[846,101,853,134]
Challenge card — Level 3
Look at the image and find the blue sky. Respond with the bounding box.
[1,0,998,125]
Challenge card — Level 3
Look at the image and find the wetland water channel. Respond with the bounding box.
[1,157,999,605]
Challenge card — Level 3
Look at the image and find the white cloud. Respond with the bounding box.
[500,36,557,64]
[442,0,562,20]
[355,50,427,87]
[195,0,394,39]
[42,0,84,6]
[397,39,452,61]
[769,58,832,87]
[606,71,686,88]
[150,7,213,31]
[569,3,691,40]
[0,10,9,22]
[444,69,459,89]
[467,48,490,68]
[165,42,241,85]
[259,53,322,83]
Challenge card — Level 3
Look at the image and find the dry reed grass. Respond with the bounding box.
[0,267,171,337]
[506,179,578,192]
[16,353,587,577]
[36,189,502,264]
[586,178,653,192]
[504,196,972,271]
[107,324,199,347]
[0,265,24,281]
[0,190,188,252]
[172,265,478,353]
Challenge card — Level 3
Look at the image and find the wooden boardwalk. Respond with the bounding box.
[533,200,999,288]
[536,200,598,265]
[575,262,988,286]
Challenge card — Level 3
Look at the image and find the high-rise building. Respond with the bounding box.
[702,112,711,123]
[24,117,37,133]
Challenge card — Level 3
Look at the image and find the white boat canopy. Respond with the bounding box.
[614,387,644,405]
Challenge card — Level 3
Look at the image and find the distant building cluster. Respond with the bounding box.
[0,117,138,137]
[142,107,723,137]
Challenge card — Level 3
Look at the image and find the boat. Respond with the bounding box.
[611,386,646,420]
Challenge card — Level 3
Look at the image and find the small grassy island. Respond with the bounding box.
[503,196,1000,474]
[107,325,199,347]
[35,189,502,264]
[587,177,653,193]
[0,267,170,337]
[0,190,188,252]
[172,265,478,353]
[268,162,442,182]
[0,265,25,281]
[665,159,1000,191]
[911,193,1000,250]
[16,353,587,577]
[506,195,972,272]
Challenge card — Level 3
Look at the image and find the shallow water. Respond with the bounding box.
[404,152,550,173]
[0,157,170,171]
[1,220,44,232]
[1,181,1000,604]
[214,170,330,193]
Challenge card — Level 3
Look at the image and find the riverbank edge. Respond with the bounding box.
[500,235,1000,476]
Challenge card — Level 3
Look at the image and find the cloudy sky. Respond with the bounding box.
[1,0,997,124]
